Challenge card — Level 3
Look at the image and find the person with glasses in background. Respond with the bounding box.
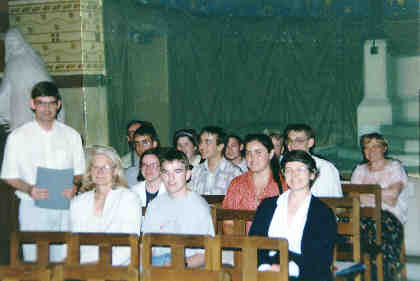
[71,145,141,265]
[125,124,160,186]
[121,120,153,169]
[131,148,166,208]
[283,124,342,197]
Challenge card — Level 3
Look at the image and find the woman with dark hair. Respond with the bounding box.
[249,150,336,281]
[222,134,286,233]
[351,132,408,280]
[173,128,201,167]
[131,148,166,208]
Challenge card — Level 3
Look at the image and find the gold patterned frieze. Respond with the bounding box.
[8,0,104,75]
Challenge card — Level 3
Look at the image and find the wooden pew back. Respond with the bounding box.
[211,207,256,235]
[141,233,230,281]
[341,183,383,281]
[53,232,140,281]
[215,235,288,281]
[319,197,363,281]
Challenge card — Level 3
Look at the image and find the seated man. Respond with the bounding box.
[283,123,342,197]
[190,126,241,195]
[121,120,144,169]
[142,149,214,267]
[224,134,247,173]
[269,132,285,162]
[124,124,159,186]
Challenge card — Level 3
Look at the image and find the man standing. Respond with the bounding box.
[142,149,214,267]
[1,81,85,261]
[224,134,247,173]
[190,126,241,195]
[283,123,342,197]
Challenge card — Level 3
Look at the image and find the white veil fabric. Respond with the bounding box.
[0,28,65,130]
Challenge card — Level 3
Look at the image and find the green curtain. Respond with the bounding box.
[103,2,366,155]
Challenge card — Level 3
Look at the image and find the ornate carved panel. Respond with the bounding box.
[8,0,104,75]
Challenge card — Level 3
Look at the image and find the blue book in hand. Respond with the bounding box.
[35,167,74,210]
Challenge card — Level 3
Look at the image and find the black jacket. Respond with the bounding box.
[248,195,337,281]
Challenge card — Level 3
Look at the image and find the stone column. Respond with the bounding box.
[357,39,393,140]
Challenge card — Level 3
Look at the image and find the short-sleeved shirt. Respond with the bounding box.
[222,171,285,211]
[311,155,343,198]
[142,191,214,257]
[222,171,285,233]
[1,120,85,200]
[351,160,408,224]
[190,157,241,195]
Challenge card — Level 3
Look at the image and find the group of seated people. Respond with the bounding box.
[44,122,413,280]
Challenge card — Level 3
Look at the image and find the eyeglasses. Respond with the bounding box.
[286,137,308,145]
[92,165,114,173]
[141,162,159,169]
[283,167,309,175]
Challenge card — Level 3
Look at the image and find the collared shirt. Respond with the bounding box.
[190,157,241,195]
[222,171,283,211]
[311,155,343,198]
[1,120,85,201]
[233,158,248,174]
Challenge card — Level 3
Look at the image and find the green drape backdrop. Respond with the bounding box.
[103,1,367,157]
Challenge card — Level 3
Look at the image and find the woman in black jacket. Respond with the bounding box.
[249,150,337,281]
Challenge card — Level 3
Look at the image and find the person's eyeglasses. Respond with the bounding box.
[286,137,308,145]
[135,140,151,147]
[283,167,308,175]
[141,163,159,169]
[92,165,114,173]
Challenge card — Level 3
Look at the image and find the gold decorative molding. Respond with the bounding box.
[8,0,104,75]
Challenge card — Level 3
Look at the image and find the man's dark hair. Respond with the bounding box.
[283,123,315,139]
[133,123,160,147]
[160,148,190,171]
[138,148,161,182]
[199,126,226,146]
[31,81,62,101]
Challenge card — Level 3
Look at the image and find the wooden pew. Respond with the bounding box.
[211,207,256,235]
[341,183,384,281]
[0,231,69,281]
[52,232,140,281]
[319,197,366,281]
[211,207,257,269]
[141,233,231,281]
[214,235,289,281]
[203,195,225,207]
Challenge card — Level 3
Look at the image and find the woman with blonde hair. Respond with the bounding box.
[351,132,408,280]
[70,145,142,265]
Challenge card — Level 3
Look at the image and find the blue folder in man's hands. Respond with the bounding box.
[35,167,74,210]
